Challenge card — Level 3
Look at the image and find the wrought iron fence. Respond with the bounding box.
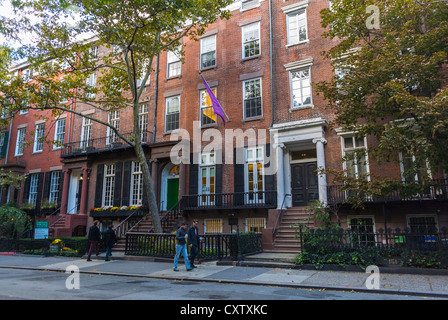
[298,226,448,254]
[181,191,277,210]
[125,232,262,260]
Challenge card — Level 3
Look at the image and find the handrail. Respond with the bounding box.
[114,208,144,238]
[146,198,183,234]
[49,201,79,229]
[273,194,291,236]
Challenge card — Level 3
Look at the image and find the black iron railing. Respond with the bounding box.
[327,179,448,205]
[60,130,153,158]
[181,191,277,210]
[298,226,448,253]
[125,232,262,260]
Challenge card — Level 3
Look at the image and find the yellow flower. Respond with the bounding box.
[52,239,62,244]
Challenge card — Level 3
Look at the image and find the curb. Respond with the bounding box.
[1,264,447,299]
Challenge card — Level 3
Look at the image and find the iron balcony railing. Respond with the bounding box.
[60,130,153,158]
[181,190,277,210]
[327,179,448,205]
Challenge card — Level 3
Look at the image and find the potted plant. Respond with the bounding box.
[20,201,36,215]
[40,200,57,215]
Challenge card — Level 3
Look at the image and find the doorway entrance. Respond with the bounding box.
[290,162,318,206]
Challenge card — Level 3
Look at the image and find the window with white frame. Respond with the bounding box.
[245,146,264,203]
[22,68,34,82]
[241,0,260,10]
[200,36,216,69]
[242,22,260,58]
[243,78,262,119]
[139,104,149,142]
[53,119,66,149]
[102,164,115,207]
[399,152,430,184]
[199,151,216,205]
[286,9,308,45]
[89,45,99,61]
[85,73,97,99]
[28,174,39,206]
[290,68,312,108]
[130,161,143,206]
[348,216,376,247]
[49,171,61,204]
[200,88,217,126]
[204,218,222,234]
[15,128,26,156]
[106,110,120,145]
[33,123,45,153]
[245,218,266,233]
[167,48,181,78]
[80,117,92,149]
[342,135,369,180]
[165,96,180,132]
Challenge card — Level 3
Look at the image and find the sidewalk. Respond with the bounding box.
[0,252,447,298]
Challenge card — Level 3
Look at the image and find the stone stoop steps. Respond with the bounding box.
[266,206,313,254]
[113,216,154,253]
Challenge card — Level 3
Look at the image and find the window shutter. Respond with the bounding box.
[113,162,123,207]
[94,164,104,208]
[22,175,31,204]
[189,153,199,207]
[0,132,9,158]
[42,172,51,201]
[215,164,222,206]
[121,161,132,206]
[142,160,151,207]
[234,148,245,205]
[263,143,276,207]
[58,171,64,205]
[35,172,44,210]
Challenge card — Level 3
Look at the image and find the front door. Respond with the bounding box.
[166,178,179,210]
[291,162,319,206]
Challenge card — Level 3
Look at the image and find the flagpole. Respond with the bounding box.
[199,71,230,121]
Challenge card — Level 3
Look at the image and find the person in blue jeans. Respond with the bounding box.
[173,222,193,271]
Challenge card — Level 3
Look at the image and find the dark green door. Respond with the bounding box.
[166,178,179,210]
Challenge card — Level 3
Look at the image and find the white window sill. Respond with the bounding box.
[290,104,314,112]
[286,40,309,48]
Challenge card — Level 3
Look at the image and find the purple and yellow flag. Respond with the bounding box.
[200,74,227,126]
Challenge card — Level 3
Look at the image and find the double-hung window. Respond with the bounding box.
[33,123,45,153]
[342,136,369,180]
[167,48,181,78]
[241,0,260,10]
[291,68,312,108]
[200,88,217,126]
[53,119,66,149]
[200,36,216,69]
[15,128,26,156]
[242,22,260,58]
[85,73,97,99]
[139,104,149,142]
[286,9,308,45]
[106,111,120,145]
[199,151,216,206]
[49,171,62,204]
[243,78,262,119]
[165,96,180,132]
[130,161,143,206]
[245,146,264,204]
[102,164,115,207]
[28,174,39,206]
[80,117,92,149]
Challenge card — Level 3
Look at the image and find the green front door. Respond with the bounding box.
[166,178,179,210]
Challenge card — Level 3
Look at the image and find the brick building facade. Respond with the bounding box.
[2,0,447,250]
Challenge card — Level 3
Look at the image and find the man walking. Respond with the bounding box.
[103,225,117,261]
[87,220,101,261]
[187,220,200,268]
[173,222,193,272]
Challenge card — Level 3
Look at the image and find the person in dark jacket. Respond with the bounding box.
[187,220,200,268]
[87,221,101,261]
[103,225,117,261]
[173,222,192,271]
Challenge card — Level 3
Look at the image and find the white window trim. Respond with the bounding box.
[200,88,217,127]
[53,119,66,150]
[242,22,261,59]
[167,48,182,78]
[243,77,263,120]
[398,152,432,183]
[347,215,376,232]
[33,123,45,153]
[165,95,181,132]
[340,134,371,181]
[406,214,439,231]
[284,2,309,47]
[200,35,217,69]
[130,161,143,206]
[15,128,26,156]
[241,0,260,11]
[102,164,116,207]
[289,67,313,110]
[244,146,265,198]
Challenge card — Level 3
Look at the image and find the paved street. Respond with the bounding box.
[0,255,447,304]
